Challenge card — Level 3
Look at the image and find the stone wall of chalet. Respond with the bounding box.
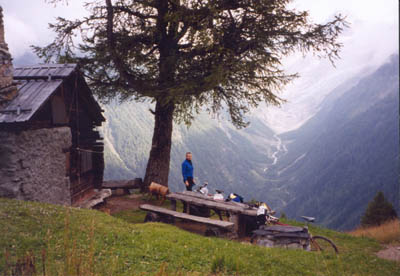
[0,127,72,205]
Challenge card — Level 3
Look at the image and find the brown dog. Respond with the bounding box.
[148,182,169,205]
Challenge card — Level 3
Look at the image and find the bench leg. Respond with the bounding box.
[205,227,221,237]
[229,213,247,237]
[212,209,223,221]
[170,199,177,211]
[186,203,191,214]
[182,200,192,214]
[229,214,246,237]
[229,213,239,233]
[159,196,166,206]
[144,212,160,222]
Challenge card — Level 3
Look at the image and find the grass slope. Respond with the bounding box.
[0,197,399,275]
[349,219,400,245]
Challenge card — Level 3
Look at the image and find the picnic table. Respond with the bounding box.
[140,191,261,237]
[167,191,259,237]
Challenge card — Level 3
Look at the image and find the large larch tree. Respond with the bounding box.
[35,0,347,187]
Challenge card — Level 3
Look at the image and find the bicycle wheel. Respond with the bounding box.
[311,236,339,254]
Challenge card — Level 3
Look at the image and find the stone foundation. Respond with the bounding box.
[0,127,72,205]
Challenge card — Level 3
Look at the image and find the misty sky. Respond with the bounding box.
[2,0,398,62]
[1,0,399,132]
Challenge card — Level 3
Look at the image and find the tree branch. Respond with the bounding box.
[113,6,157,19]
[105,0,158,96]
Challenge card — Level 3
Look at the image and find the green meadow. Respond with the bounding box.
[0,197,398,275]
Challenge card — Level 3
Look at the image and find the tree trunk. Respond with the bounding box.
[143,0,178,189]
[143,100,175,188]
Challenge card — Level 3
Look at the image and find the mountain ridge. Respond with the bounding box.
[265,54,399,230]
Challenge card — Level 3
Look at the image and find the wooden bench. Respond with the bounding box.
[139,204,235,234]
[102,178,143,194]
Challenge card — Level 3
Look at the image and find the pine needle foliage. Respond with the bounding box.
[34,0,347,127]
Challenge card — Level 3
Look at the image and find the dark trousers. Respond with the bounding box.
[183,178,194,213]
[185,177,195,191]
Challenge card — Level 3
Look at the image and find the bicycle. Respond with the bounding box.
[251,213,339,254]
[300,216,339,254]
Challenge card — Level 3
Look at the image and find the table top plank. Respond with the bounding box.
[179,191,213,200]
[167,192,257,216]
[179,191,253,209]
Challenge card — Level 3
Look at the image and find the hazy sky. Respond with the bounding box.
[1,0,398,60]
[259,0,399,132]
[1,0,398,132]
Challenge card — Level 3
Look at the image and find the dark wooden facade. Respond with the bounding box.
[0,64,105,204]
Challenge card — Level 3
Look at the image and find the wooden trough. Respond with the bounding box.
[251,225,311,250]
[102,178,143,195]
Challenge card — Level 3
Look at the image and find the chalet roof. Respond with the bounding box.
[13,63,77,80]
[0,79,63,123]
[0,64,105,124]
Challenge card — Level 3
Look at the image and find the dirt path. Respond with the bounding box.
[377,245,400,262]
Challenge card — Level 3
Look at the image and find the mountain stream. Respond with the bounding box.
[264,134,287,172]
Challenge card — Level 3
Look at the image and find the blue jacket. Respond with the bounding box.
[182,159,193,182]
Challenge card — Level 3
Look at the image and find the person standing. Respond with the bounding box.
[182,152,195,191]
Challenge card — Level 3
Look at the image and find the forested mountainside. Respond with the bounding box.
[264,55,399,230]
